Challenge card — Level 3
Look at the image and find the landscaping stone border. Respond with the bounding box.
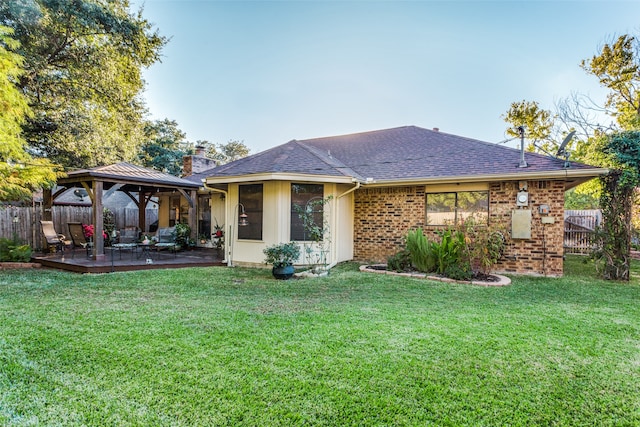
[0,262,42,270]
[360,264,511,286]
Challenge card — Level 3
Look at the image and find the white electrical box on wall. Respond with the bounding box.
[512,209,532,239]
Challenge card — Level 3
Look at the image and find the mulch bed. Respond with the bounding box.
[361,264,510,286]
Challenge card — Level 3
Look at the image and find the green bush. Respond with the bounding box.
[444,262,472,281]
[432,229,466,275]
[457,216,506,275]
[387,249,412,272]
[174,223,192,249]
[0,238,32,262]
[405,228,436,272]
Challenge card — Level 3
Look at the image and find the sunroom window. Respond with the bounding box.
[238,184,263,240]
[290,183,324,241]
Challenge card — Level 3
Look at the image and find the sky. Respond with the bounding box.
[131,0,640,153]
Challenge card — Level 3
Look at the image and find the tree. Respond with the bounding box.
[574,35,640,280]
[0,25,60,201]
[580,34,640,130]
[564,188,599,210]
[139,119,193,176]
[502,100,557,153]
[592,131,640,280]
[0,0,166,168]
[204,140,250,165]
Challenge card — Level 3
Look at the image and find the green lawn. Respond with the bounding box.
[1,257,639,426]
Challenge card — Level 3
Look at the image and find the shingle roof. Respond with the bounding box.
[60,162,201,189]
[206,126,604,183]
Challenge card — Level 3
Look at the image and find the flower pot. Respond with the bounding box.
[272,265,295,280]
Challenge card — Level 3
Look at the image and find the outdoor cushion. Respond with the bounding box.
[156,227,176,244]
[154,227,177,255]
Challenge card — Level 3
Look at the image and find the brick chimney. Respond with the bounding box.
[182,145,217,177]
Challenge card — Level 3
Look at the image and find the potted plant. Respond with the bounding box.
[263,241,301,280]
[213,218,224,238]
[174,223,191,250]
[212,219,224,250]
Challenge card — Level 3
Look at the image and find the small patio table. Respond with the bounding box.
[137,243,155,263]
[111,243,137,260]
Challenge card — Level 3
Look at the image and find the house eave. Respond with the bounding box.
[204,172,356,185]
[359,168,609,188]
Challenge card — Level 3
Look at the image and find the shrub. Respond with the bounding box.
[405,228,436,272]
[387,249,412,272]
[444,262,473,281]
[457,216,506,275]
[174,223,192,249]
[432,229,466,275]
[0,239,32,262]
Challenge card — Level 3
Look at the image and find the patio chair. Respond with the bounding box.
[111,226,139,260]
[41,220,71,253]
[153,226,177,257]
[118,226,140,244]
[67,222,92,258]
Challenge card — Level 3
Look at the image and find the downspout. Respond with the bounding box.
[326,181,361,270]
[202,180,229,265]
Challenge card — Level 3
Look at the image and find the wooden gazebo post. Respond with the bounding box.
[91,180,105,260]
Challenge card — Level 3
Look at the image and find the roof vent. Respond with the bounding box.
[432,127,439,132]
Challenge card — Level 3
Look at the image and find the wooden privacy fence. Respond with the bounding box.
[564,209,602,254]
[0,205,158,250]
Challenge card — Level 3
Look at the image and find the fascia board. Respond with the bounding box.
[204,172,356,185]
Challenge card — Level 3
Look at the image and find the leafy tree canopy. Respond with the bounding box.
[502,100,556,153]
[203,140,250,165]
[581,35,640,130]
[0,25,60,202]
[0,0,166,168]
[139,119,193,176]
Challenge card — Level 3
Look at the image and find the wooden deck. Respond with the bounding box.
[32,247,225,273]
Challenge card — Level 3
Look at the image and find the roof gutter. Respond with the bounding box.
[325,181,361,271]
[359,168,609,188]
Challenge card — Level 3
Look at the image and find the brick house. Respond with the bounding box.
[203,126,607,276]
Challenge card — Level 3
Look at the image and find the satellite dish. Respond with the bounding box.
[556,131,576,157]
[73,188,88,201]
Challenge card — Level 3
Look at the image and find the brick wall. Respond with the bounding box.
[353,180,566,276]
[353,186,425,261]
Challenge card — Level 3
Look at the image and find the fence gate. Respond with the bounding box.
[564,209,601,254]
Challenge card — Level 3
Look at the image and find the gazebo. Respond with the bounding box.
[44,162,202,259]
